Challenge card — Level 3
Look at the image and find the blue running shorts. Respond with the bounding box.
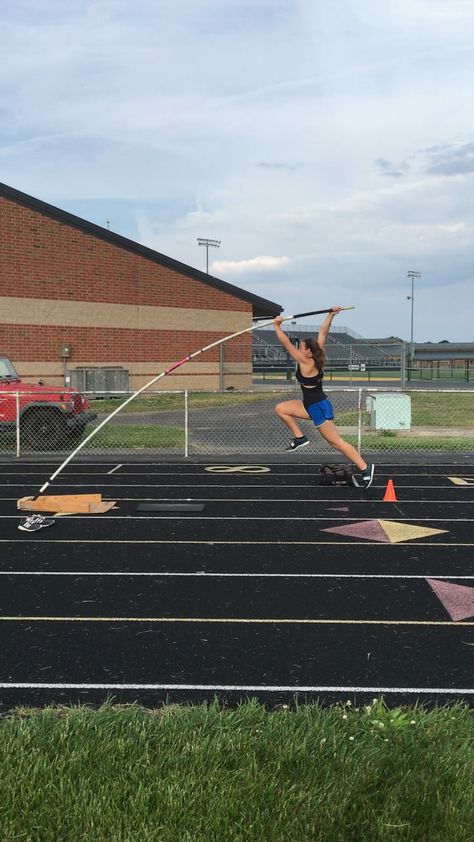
[306,398,334,427]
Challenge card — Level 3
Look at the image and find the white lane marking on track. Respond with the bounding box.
[0,486,474,498]
[1,571,473,579]
[0,616,472,625]
[0,461,467,466]
[1,466,472,474]
[2,540,473,546]
[2,496,472,504]
[0,484,472,490]
[107,464,123,474]
[0,682,471,695]
[4,515,474,522]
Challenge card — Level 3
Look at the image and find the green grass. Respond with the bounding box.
[409,368,470,381]
[342,434,474,451]
[337,391,473,428]
[79,391,474,454]
[90,390,473,428]
[88,427,474,453]
[0,700,472,842]
[0,426,185,452]
[325,370,402,381]
[87,425,184,450]
[256,370,403,382]
[90,391,289,414]
[410,391,473,426]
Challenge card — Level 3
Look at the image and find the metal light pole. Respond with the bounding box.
[197,238,221,273]
[407,270,421,365]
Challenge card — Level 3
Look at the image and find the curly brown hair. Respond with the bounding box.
[301,338,326,372]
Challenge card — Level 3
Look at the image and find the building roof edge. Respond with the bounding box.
[0,182,282,318]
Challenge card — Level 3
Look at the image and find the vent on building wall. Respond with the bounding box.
[70,368,129,397]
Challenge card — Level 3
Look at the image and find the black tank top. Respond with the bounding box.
[296,365,326,405]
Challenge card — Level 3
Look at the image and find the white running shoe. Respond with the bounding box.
[18,515,55,532]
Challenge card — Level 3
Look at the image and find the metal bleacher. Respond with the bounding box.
[253,325,401,370]
[253,332,287,363]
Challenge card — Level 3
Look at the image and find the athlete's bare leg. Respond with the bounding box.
[274,400,310,438]
[316,419,367,471]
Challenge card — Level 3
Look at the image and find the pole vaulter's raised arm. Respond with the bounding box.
[34,306,355,496]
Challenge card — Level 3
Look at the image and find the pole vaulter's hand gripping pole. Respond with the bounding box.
[35,305,354,496]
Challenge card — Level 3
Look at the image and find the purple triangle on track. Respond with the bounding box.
[426,578,474,622]
[321,520,390,542]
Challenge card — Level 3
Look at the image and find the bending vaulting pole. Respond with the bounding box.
[36,306,354,495]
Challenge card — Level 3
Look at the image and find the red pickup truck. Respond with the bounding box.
[0,356,96,449]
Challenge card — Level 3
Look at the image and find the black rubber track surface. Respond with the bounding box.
[0,460,473,709]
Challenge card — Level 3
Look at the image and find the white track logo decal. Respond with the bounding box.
[204,465,271,474]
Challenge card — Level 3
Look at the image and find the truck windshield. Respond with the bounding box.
[0,358,20,379]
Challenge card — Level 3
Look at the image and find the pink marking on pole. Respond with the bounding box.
[426,578,474,622]
[166,356,191,374]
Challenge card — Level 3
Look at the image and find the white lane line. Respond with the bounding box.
[2,475,473,482]
[2,539,473,546]
[107,464,123,475]
[0,571,473,579]
[0,486,474,492]
[2,497,472,505]
[0,682,471,694]
[0,616,472,625]
[5,515,474,522]
[0,460,466,470]
[1,468,471,475]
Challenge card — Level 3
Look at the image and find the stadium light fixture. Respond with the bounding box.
[197,238,221,274]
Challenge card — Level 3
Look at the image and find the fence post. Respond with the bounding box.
[184,389,189,457]
[16,391,21,458]
[357,388,362,453]
[401,343,406,389]
[219,345,224,392]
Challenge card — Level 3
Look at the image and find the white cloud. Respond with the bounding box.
[212,256,291,274]
[1,0,474,339]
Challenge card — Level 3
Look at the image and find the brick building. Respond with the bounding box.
[0,183,281,392]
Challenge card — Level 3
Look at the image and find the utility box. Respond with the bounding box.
[70,368,130,397]
[367,393,411,430]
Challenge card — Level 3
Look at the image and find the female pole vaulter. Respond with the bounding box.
[273,306,375,488]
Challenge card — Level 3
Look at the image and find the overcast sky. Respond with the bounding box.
[2,0,474,341]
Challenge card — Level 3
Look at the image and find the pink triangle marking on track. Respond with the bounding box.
[321,520,390,542]
[426,578,474,622]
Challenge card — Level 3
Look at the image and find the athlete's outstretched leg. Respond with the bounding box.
[316,419,374,487]
[316,419,365,467]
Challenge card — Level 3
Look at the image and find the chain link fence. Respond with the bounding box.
[1,388,473,457]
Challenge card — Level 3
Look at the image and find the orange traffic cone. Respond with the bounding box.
[383,479,397,502]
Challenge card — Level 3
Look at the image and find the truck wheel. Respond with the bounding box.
[21,410,67,450]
